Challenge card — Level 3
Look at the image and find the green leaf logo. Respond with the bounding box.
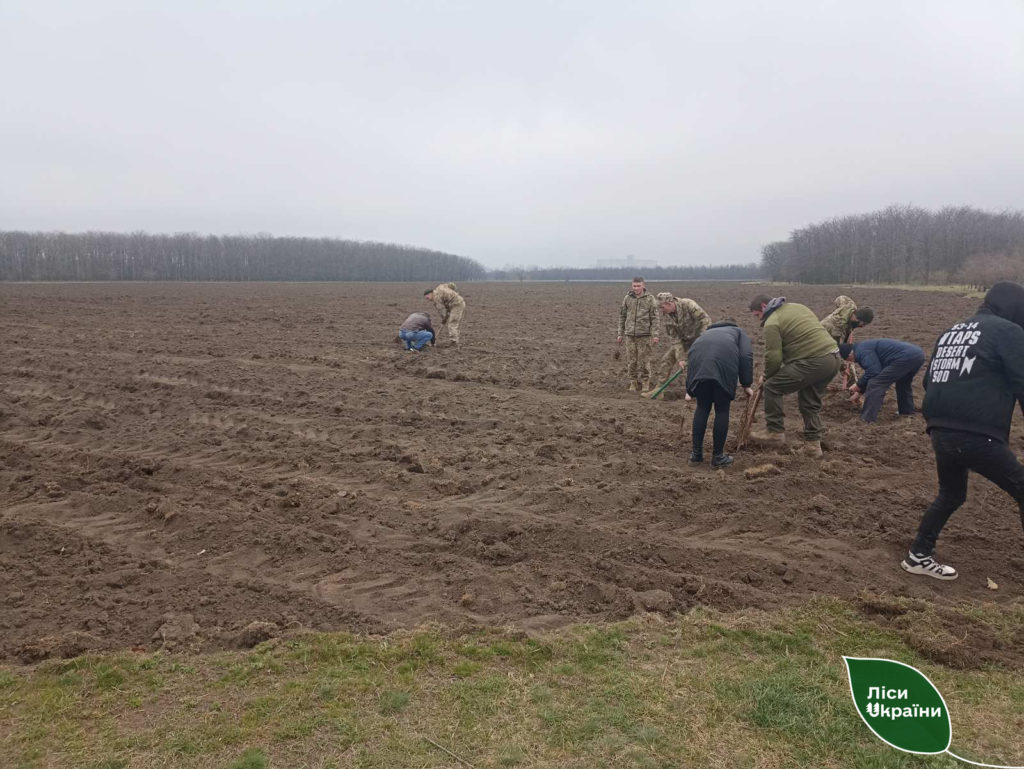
[843,657,951,754]
[844,657,1024,768]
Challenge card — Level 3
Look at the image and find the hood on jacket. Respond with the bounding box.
[760,297,786,326]
[981,281,1024,330]
[708,320,738,329]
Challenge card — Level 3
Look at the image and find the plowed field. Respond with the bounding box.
[2,282,1022,662]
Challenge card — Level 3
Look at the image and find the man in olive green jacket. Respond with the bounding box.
[748,294,841,456]
[617,277,662,393]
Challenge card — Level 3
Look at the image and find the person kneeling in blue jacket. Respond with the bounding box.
[684,319,754,467]
[398,312,436,352]
[838,339,926,423]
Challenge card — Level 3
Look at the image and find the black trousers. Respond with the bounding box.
[911,428,1024,555]
[691,380,732,456]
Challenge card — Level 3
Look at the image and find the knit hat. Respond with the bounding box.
[655,292,674,303]
[838,343,854,360]
[855,307,874,325]
[982,281,1024,330]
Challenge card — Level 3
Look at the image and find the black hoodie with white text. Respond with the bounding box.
[922,281,1024,442]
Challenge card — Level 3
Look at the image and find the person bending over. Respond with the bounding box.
[839,338,925,423]
[684,319,754,467]
[399,312,435,352]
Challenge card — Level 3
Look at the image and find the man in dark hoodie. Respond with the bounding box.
[902,281,1024,580]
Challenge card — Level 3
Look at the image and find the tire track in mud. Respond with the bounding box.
[0,420,496,634]
[3,382,119,411]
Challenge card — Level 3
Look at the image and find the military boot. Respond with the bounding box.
[640,379,652,395]
[747,429,786,446]
[799,440,823,457]
[628,381,638,392]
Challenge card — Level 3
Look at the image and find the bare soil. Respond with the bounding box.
[2,282,1022,664]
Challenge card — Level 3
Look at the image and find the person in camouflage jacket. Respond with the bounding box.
[654,292,712,384]
[820,295,874,388]
[424,282,466,345]
[819,295,874,345]
[617,277,662,393]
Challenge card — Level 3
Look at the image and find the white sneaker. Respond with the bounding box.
[900,552,958,580]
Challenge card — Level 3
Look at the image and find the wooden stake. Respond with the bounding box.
[734,377,764,451]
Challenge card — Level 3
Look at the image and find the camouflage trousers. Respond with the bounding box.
[444,303,465,344]
[624,336,654,383]
[657,340,693,383]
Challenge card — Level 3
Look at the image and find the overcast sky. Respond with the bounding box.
[2,1,1023,268]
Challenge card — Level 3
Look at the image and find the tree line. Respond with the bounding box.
[0,230,764,283]
[0,231,488,282]
[488,263,760,281]
[760,205,1024,286]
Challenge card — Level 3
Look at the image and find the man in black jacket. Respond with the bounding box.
[684,320,755,467]
[903,281,1024,580]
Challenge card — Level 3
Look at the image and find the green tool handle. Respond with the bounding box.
[648,367,684,399]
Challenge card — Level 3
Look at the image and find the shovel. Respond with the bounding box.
[646,367,684,399]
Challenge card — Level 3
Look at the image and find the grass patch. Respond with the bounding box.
[377,689,411,715]
[227,748,267,769]
[1,598,1021,768]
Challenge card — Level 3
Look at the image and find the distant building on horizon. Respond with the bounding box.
[595,253,659,269]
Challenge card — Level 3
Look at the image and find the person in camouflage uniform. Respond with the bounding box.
[819,295,874,345]
[424,282,466,345]
[654,292,712,384]
[820,296,874,388]
[617,276,662,393]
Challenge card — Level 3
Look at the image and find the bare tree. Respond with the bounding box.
[760,205,1024,284]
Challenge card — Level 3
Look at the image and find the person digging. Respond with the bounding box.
[746,294,842,457]
[424,282,466,346]
[682,319,754,467]
[820,296,874,390]
[652,292,711,395]
[839,338,925,423]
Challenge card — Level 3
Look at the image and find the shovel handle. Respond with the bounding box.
[647,367,684,399]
